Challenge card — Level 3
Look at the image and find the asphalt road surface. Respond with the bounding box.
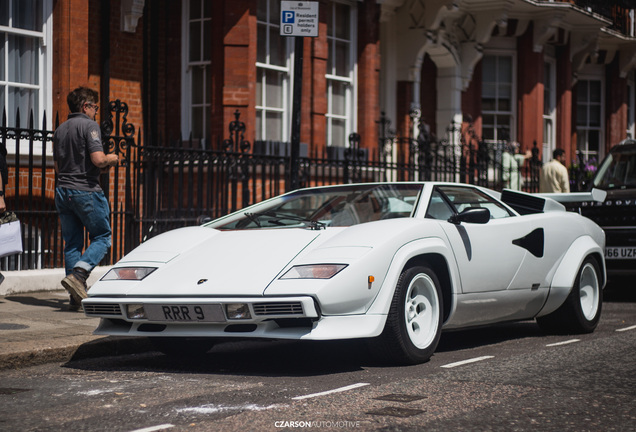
[1,287,635,432]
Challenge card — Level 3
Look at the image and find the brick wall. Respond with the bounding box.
[357,0,381,152]
[606,57,628,152]
[517,24,544,157]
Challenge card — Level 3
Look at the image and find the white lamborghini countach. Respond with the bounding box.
[83,182,606,364]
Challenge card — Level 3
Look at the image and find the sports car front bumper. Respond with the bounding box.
[83,296,387,340]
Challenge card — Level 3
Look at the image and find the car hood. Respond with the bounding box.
[113,227,322,297]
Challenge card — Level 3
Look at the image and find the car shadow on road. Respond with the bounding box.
[603,284,636,303]
[65,321,549,377]
[66,338,375,377]
[437,320,543,353]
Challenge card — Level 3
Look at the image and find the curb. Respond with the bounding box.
[0,336,154,371]
[0,267,111,296]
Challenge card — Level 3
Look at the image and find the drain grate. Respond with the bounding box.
[0,388,30,395]
[373,393,426,403]
[366,406,424,418]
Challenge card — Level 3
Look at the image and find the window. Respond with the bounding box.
[256,0,291,142]
[435,186,513,219]
[543,58,556,160]
[576,79,603,161]
[210,184,422,230]
[0,0,52,129]
[181,0,211,145]
[326,1,356,148]
[627,73,634,140]
[482,54,514,144]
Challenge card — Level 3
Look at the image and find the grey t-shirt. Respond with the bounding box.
[53,113,104,191]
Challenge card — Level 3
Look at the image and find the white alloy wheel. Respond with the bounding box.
[579,261,600,321]
[404,273,440,349]
[372,265,444,364]
[536,256,602,334]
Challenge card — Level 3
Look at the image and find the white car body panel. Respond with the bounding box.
[93,229,322,297]
[537,235,605,317]
[83,182,606,346]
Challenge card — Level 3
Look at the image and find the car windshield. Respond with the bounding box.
[592,147,636,190]
[209,184,423,230]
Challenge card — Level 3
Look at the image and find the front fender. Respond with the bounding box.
[537,235,606,317]
[366,236,460,318]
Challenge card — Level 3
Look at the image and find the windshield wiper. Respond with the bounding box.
[248,210,326,230]
[243,212,262,227]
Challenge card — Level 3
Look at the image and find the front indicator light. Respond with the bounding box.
[126,304,147,319]
[226,303,251,320]
[280,264,347,279]
[102,267,157,281]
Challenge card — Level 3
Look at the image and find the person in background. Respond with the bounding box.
[502,141,531,190]
[53,87,118,310]
[540,148,570,193]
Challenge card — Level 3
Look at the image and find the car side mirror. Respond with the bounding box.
[448,207,490,225]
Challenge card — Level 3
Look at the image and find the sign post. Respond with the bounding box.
[280,1,318,191]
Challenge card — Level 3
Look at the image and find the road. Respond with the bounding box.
[1,288,635,432]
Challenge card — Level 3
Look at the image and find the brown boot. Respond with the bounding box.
[61,273,88,305]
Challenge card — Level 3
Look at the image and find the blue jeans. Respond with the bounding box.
[55,187,112,276]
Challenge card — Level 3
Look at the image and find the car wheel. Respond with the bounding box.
[537,257,602,334]
[150,337,216,357]
[371,265,443,365]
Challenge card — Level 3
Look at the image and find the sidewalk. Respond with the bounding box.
[0,290,152,370]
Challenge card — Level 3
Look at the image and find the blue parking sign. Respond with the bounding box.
[282,11,295,24]
[280,1,318,37]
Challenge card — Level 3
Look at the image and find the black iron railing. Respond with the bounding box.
[1,104,546,271]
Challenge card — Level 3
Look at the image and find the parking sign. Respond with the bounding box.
[280,1,319,37]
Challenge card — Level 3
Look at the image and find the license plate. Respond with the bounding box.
[605,247,636,260]
[144,304,226,322]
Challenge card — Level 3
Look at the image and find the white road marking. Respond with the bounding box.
[176,403,283,414]
[546,339,580,347]
[616,325,636,332]
[128,425,174,432]
[440,356,494,368]
[292,383,370,400]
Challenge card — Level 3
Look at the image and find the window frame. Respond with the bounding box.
[255,0,292,143]
[180,0,212,146]
[481,49,517,145]
[0,0,53,156]
[627,72,635,140]
[576,67,605,162]
[543,55,557,161]
[325,0,357,148]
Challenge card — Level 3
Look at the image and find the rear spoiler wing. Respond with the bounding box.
[536,188,607,204]
[501,188,607,215]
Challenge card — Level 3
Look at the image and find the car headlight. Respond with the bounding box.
[101,267,157,281]
[280,264,347,279]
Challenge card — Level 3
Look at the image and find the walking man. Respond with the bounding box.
[540,148,570,193]
[53,87,118,310]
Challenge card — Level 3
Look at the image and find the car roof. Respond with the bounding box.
[611,139,636,152]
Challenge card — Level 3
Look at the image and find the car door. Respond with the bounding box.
[428,186,534,293]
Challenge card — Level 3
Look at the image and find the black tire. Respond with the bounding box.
[150,337,216,358]
[537,257,602,334]
[370,265,443,365]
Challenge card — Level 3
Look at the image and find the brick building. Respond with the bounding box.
[4,0,636,188]
[1,0,636,272]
